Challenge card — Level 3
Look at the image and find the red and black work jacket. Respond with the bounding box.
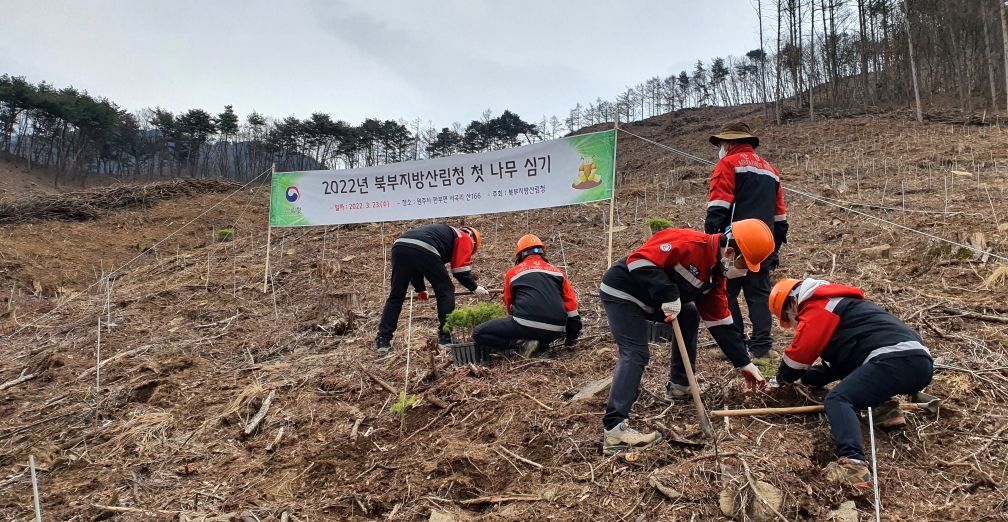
[704,144,789,255]
[777,279,931,385]
[502,254,578,333]
[600,228,749,368]
[393,224,477,291]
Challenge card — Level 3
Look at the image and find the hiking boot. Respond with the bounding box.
[375,337,392,353]
[873,400,905,430]
[825,458,872,488]
[751,349,780,363]
[438,332,454,346]
[518,339,540,358]
[662,381,691,403]
[602,420,662,455]
[707,347,728,360]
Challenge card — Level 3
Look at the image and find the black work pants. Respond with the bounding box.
[823,354,933,461]
[472,317,563,351]
[601,292,700,430]
[377,245,455,340]
[726,268,773,356]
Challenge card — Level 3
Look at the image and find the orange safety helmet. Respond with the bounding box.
[728,219,775,272]
[769,278,803,328]
[460,226,481,253]
[514,234,545,262]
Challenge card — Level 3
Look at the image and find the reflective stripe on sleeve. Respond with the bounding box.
[673,263,703,288]
[734,165,779,181]
[627,259,657,271]
[394,238,439,255]
[864,341,930,363]
[782,354,811,370]
[513,316,566,332]
[510,268,564,282]
[599,283,655,314]
[708,199,731,209]
[703,316,734,327]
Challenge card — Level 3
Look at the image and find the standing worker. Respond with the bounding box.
[705,122,788,360]
[473,235,581,357]
[769,278,933,488]
[599,219,774,455]
[375,224,488,352]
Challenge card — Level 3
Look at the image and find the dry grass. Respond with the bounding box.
[0,105,1007,521]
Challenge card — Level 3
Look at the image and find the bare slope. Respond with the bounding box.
[1,107,1007,521]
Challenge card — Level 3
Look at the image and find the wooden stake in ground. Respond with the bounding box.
[607,115,619,268]
[671,318,712,437]
[30,455,41,522]
[262,163,275,293]
[96,317,101,392]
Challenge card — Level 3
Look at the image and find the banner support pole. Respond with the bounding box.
[607,115,619,268]
[262,163,275,294]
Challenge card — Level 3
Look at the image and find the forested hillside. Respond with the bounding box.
[1,0,1002,187]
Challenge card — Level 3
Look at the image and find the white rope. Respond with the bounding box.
[616,128,1007,262]
[5,166,275,339]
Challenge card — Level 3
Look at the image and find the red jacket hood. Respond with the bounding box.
[795,279,865,306]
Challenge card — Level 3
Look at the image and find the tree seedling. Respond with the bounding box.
[217,228,235,243]
[442,302,506,342]
[646,218,673,235]
[389,391,416,415]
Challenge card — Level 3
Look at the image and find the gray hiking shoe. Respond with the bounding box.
[662,381,691,403]
[518,339,540,358]
[375,337,392,353]
[603,420,662,455]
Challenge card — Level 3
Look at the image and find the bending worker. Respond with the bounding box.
[599,219,774,455]
[473,234,581,357]
[376,224,487,352]
[705,122,788,359]
[770,278,933,488]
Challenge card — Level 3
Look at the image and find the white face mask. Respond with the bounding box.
[718,145,728,159]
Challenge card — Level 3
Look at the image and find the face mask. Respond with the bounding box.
[718,146,728,159]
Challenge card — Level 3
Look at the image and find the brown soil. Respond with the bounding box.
[1,105,1007,521]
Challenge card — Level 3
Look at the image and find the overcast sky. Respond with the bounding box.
[1,0,765,127]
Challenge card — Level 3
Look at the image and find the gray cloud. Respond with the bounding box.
[0,0,763,126]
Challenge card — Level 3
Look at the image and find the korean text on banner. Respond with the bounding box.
[269,130,616,227]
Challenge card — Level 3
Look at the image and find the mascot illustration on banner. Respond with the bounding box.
[572,156,601,190]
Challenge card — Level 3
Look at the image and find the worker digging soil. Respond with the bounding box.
[598,218,775,455]
[769,277,935,488]
[705,121,788,361]
[472,234,581,357]
[376,224,488,352]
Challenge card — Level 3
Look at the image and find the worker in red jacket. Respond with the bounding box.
[770,278,933,488]
[705,122,788,359]
[473,235,581,357]
[376,224,487,352]
[599,219,775,455]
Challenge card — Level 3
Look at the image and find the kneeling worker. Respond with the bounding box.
[473,234,581,356]
[376,224,488,352]
[600,219,774,455]
[770,278,934,488]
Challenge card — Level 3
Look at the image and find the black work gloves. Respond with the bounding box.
[565,315,583,346]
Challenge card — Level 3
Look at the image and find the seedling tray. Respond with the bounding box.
[447,342,493,366]
[646,320,673,344]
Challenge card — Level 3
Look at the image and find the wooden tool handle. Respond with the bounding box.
[672,318,713,438]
